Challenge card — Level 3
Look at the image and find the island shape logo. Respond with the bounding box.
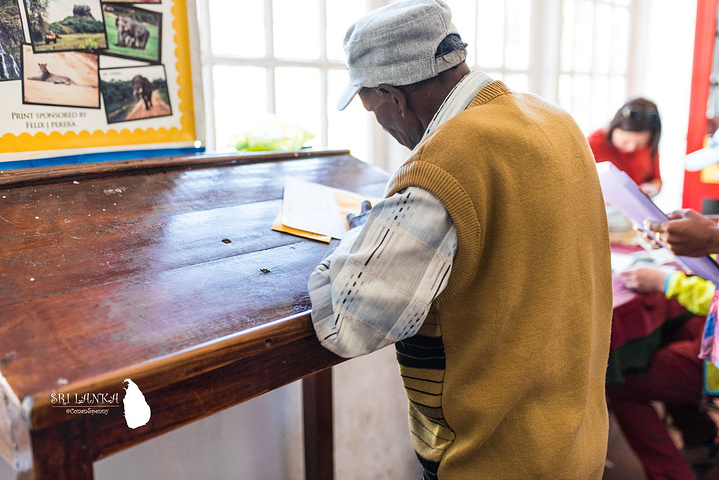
[122,379,151,429]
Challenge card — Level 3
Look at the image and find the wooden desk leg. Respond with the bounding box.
[302,369,333,480]
[22,421,94,480]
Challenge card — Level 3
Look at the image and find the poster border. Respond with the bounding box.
[1,0,196,153]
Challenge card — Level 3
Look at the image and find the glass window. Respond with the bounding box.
[213,66,267,151]
[504,0,530,71]
[593,3,612,74]
[275,67,322,148]
[558,0,632,133]
[560,0,575,72]
[610,5,630,73]
[573,0,594,73]
[476,0,505,70]
[273,0,321,60]
[450,0,477,66]
[326,0,368,62]
[504,73,529,92]
[201,0,636,166]
[328,69,369,162]
[208,0,265,57]
[464,0,531,95]
[201,0,371,159]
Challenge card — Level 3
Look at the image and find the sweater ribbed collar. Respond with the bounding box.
[423,69,494,139]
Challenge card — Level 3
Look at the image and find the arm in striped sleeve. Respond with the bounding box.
[308,187,457,358]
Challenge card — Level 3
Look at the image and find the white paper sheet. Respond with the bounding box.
[610,252,636,273]
[281,176,348,239]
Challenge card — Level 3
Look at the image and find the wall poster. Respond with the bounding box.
[0,0,198,166]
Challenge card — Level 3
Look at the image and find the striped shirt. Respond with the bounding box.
[308,70,494,358]
[308,187,457,357]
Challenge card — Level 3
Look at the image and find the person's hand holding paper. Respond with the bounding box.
[596,161,719,283]
[644,209,719,257]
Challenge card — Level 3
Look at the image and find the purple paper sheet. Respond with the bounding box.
[597,161,719,284]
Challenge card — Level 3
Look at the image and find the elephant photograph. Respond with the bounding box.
[101,3,161,63]
[100,64,171,124]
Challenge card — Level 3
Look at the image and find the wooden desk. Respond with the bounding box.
[0,150,389,479]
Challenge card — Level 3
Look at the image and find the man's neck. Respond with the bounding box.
[409,63,471,132]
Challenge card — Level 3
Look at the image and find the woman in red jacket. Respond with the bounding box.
[589,97,662,195]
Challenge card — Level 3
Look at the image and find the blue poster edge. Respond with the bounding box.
[0,147,206,171]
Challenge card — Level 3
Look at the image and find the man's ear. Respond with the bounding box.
[377,84,410,117]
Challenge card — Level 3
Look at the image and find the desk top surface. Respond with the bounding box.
[0,150,388,424]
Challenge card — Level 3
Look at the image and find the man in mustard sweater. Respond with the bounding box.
[308,1,613,478]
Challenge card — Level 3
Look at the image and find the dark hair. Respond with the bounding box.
[392,34,468,94]
[435,34,468,63]
[607,97,662,159]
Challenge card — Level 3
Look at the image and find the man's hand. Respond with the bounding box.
[347,200,372,230]
[644,209,719,257]
[619,267,667,293]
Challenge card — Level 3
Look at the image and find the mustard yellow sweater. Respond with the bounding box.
[386,82,613,479]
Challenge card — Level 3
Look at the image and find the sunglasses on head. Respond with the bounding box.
[621,106,658,121]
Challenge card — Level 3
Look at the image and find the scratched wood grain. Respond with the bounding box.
[1,166,384,391]
[0,151,390,479]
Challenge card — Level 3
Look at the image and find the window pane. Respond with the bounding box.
[610,6,629,74]
[590,75,610,129]
[573,0,594,73]
[476,0,505,69]
[503,73,528,92]
[208,0,265,57]
[488,71,503,82]
[328,69,369,162]
[558,74,572,112]
[593,3,612,74]
[571,74,592,132]
[273,0,320,59]
[327,0,369,62]
[505,0,530,70]
[608,75,627,112]
[560,0,575,72]
[275,67,321,148]
[213,66,267,152]
[450,0,478,66]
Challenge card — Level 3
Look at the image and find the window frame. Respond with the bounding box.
[196,0,636,170]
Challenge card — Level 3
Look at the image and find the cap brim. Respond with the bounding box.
[685,145,719,171]
[337,83,362,111]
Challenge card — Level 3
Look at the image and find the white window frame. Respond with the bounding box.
[196,0,366,153]
[555,0,635,132]
[195,0,637,171]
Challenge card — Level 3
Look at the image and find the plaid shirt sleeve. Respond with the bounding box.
[308,187,458,358]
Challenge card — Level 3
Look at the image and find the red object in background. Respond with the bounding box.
[684,0,719,211]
